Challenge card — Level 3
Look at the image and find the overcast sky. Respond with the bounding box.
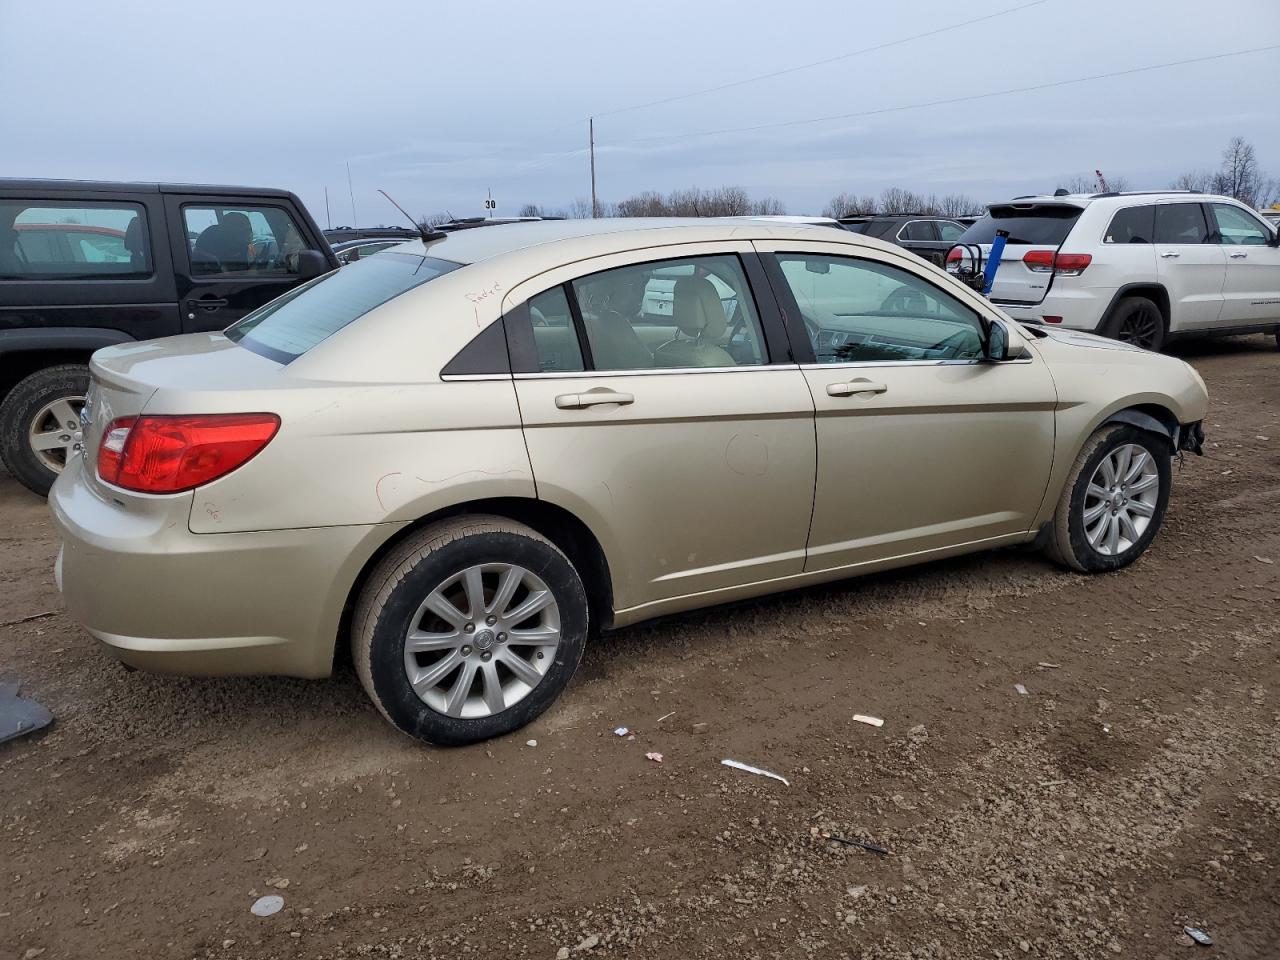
[2,0,1277,225]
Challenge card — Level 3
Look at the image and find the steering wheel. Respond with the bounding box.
[880,286,929,315]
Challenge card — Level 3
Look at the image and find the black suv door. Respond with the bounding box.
[163,193,329,332]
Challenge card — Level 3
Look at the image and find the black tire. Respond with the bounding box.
[0,363,91,497]
[352,515,589,746]
[1101,296,1165,352]
[1045,424,1172,573]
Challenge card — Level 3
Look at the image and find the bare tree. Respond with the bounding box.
[1219,137,1263,206]
[822,192,877,218]
[879,187,928,215]
[937,194,980,218]
[416,212,453,228]
[610,186,784,218]
[517,203,543,217]
[567,197,595,219]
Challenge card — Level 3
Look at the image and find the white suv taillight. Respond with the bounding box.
[1023,250,1092,276]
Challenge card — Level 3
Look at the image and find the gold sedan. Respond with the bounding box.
[50,219,1208,744]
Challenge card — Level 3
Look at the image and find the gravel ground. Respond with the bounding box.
[1,336,1277,960]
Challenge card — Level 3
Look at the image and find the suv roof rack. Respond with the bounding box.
[1090,189,1195,199]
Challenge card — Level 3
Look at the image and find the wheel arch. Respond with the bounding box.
[1097,284,1170,334]
[0,329,134,404]
[334,496,615,667]
[1099,403,1179,446]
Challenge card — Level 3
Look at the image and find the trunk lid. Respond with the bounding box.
[949,201,1085,305]
[83,333,283,478]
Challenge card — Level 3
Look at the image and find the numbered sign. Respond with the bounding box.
[483,198,497,211]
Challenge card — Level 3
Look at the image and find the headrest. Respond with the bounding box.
[124,217,144,254]
[672,275,726,340]
[222,212,252,241]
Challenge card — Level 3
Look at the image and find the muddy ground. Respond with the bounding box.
[1,336,1277,960]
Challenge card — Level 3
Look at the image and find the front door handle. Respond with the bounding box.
[1229,252,1248,259]
[555,389,635,410]
[826,380,888,398]
[186,298,229,310]
[1159,251,1181,259]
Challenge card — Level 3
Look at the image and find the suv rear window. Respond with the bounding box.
[958,204,1083,245]
[227,252,461,363]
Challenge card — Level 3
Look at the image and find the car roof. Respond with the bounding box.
[385,217,861,267]
[0,177,295,198]
[991,191,1228,209]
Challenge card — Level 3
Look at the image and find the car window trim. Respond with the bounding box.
[762,249,1002,365]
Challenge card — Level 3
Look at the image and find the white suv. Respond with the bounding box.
[948,192,1280,351]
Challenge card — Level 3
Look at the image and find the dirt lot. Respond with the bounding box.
[1,336,1277,960]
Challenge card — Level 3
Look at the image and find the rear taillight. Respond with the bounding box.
[1022,250,1091,275]
[97,413,280,493]
[946,247,964,263]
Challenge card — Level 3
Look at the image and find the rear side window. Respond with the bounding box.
[227,252,461,363]
[1104,205,1155,244]
[959,205,1083,245]
[902,221,937,241]
[937,221,965,242]
[1154,204,1211,244]
[1,201,150,279]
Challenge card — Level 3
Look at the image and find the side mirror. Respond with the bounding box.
[1269,230,1280,248]
[294,249,331,279]
[985,320,1026,361]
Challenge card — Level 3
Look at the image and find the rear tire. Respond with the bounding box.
[0,364,91,497]
[352,516,589,746]
[1045,424,1172,573]
[1101,296,1165,352]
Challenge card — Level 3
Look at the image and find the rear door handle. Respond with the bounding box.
[1159,252,1180,259]
[555,389,635,410]
[1229,252,1248,259]
[186,298,229,310]
[826,380,888,398]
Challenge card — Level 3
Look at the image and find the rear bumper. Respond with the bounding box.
[49,456,397,679]
[996,287,1109,332]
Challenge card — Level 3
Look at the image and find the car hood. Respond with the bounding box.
[1030,325,1147,354]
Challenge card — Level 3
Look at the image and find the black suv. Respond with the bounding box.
[0,179,336,495]
[839,215,968,267]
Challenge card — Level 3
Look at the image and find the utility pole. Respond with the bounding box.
[324,186,331,229]
[589,117,598,218]
[347,162,358,228]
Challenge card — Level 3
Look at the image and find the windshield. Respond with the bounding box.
[227,252,461,363]
[958,204,1083,246]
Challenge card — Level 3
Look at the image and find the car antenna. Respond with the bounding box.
[378,189,447,242]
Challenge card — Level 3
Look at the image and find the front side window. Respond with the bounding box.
[227,252,460,362]
[1154,203,1211,244]
[1210,203,1269,245]
[183,204,318,276]
[568,255,766,371]
[1104,205,1155,244]
[1,201,150,279]
[937,221,965,242]
[775,254,985,363]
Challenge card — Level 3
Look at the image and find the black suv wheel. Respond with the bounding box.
[0,364,91,496]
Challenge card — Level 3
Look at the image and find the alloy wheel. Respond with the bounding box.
[27,395,87,474]
[1116,308,1161,349]
[1082,443,1160,556]
[403,563,561,719]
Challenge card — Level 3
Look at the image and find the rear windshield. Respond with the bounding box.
[227,252,461,362]
[958,204,1083,246]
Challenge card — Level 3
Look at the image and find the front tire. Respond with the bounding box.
[1101,296,1165,352]
[0,364,91,497]
[1045,424,1172,573]
[352,516,589,746]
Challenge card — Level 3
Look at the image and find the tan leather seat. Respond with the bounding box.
[583,309,653,370]
[653,276,736,368]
